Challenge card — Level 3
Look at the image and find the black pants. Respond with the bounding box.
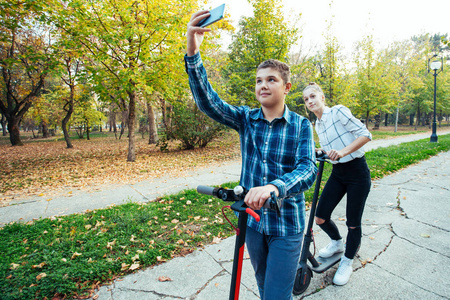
[316,156,371,258]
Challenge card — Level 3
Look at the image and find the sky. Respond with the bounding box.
[203,0,449,55]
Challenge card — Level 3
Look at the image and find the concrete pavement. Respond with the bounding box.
[1,131,449,299]
[86,150,450,300]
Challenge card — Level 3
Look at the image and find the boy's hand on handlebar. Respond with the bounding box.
[244,185,279,211]
[186,10,212,56]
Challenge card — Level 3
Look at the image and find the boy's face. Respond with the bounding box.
[255,67,291,108]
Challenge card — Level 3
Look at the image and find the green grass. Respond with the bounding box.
[1,135,449,299]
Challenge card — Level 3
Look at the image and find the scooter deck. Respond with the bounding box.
[311,252,343,273]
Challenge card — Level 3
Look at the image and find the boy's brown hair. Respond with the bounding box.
[257,59,290,84]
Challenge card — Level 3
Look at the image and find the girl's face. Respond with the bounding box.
[303,88,325,114]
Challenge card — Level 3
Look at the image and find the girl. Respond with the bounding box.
[303,82,372,285]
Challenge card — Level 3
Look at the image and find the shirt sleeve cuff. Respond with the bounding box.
[184,52,202,71]
[269,179,286,199]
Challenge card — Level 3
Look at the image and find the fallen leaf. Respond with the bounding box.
[32,262,46,269]
[129,263,140,270]
[158,276,172,282]
[71,252,82,259]
[212,237,221,244]
[10,263,20,270]
[420,233,430,238]
[131,254,139,261]
[36,273,47,280]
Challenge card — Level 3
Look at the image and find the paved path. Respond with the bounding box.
[1,130,448,226]
[1,130,449,299]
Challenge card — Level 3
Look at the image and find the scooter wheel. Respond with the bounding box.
[293,267,312,295]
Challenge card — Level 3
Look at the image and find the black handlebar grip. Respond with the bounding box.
[197,185,216,196]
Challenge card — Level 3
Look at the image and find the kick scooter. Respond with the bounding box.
[197,185,281,300]
[293,151,342,295]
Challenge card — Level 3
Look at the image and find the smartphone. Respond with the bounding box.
[197,3,225,28]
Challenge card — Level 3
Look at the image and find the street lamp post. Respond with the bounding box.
[428,56,443,143]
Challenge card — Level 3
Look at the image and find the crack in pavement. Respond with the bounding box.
[368,262,449,299]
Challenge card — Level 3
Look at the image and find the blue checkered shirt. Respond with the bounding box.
[185,53,317,236]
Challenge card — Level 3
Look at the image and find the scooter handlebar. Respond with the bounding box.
[197,185,216,196]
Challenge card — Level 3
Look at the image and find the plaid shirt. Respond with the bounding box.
[316,105,372,164]
[185,53,317,236]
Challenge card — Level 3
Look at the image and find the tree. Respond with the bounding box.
[0,0,57,145]
[51,0,202,161]
[313,17,348,107]
[351,35,400,127]
[225,0,300,106]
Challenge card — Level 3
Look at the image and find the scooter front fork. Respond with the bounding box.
[229,212,248,300]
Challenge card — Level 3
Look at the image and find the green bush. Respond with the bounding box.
[167,101,227,149]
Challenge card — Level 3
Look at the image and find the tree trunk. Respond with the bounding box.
[8,117,23,146]
[127,91,137,162]
[415,107,420,130]
[41,121,49,138]
[1,114,7,136]
[160,97,167,129]
[62,96,74,148]
[86,120,90,140]
[147,102,158,144]
[119,110,127,140]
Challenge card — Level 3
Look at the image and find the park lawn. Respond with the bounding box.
[1,134,449,299]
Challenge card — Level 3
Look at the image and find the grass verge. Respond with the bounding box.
[1,135,449,299]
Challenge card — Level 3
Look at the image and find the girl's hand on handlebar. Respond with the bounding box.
[326,149,343,161]
[244,185,279,211]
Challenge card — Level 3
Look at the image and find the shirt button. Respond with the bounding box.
[263,160,266,163]
[265,142,268,145]
[269,126,272,129]
[263,177,266,181]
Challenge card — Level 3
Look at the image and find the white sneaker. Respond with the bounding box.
[318,239,344,258]
[333,256,353,285]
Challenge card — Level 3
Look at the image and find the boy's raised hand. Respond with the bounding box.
[186,10,212,56]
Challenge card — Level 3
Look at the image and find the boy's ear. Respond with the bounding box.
[284,82,292,95]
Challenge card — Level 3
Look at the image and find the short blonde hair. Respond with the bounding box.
[303,82,323,94]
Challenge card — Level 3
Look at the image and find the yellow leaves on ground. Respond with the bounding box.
[0,134,240,205]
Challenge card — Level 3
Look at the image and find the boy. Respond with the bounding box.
[185,10,317,299]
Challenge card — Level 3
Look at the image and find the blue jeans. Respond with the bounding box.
[245,226,302,300]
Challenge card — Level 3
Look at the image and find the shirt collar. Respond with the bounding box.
[317,106,331,123]
[250,105,291,124]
